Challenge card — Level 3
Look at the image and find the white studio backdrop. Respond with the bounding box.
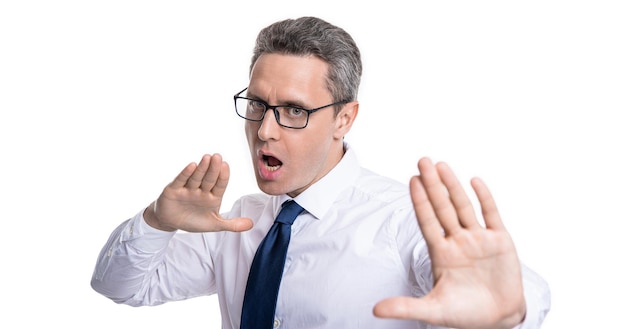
[1,1,624,328]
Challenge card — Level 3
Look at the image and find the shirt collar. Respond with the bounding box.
[282,142,360,220]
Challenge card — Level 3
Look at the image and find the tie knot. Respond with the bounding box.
[274,200,304,225]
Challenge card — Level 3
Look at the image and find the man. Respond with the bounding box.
[91,16,550,328]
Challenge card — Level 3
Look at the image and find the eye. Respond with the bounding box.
[248,100,266,112]
[285,107,305,117]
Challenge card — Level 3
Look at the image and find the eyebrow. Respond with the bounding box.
[245,90,310,109]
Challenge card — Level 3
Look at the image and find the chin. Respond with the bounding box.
[256,179,289,196]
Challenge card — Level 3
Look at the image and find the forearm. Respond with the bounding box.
[90,211,177,306]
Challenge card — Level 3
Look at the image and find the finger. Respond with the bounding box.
[471,177,505,231]
[417,157,462,235]
[211,159,230,197]
[185,154,212,189]
[169,162,198,189]
[199,153,222,191]
[373,296,440,322]
[436,162,481,230]
[410,175,444,246]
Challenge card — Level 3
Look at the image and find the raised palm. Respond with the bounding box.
[144,154,253,233]
[374,158,526,329]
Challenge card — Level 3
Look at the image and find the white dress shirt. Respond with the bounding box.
[91,145,551,328]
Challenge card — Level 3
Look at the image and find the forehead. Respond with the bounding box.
[248,53,331,103]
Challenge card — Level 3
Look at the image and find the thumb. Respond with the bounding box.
[373,296,437,321]
[217,216,254,232]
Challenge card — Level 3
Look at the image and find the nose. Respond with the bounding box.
[257,108,281,141]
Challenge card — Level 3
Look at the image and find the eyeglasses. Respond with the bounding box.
[234,88,348,129]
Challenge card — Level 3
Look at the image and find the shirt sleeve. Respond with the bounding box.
[90,210,217,306]
[513,265,552,329]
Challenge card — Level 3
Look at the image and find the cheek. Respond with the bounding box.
[244,123,257,143]
[293,132,332,167]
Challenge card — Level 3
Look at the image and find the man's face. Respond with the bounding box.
[245,53,351,197]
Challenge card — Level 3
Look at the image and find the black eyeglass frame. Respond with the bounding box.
[234,87,349,129]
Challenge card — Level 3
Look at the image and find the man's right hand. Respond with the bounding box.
[143,153,254,233]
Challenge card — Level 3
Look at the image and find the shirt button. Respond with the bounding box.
[284,258,292,269]
[273,318,280,328]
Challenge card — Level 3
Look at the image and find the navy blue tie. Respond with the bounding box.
[240,200,305,329]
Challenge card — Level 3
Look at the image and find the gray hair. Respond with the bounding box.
[250,16,362,109]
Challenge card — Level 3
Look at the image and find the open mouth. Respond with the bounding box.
[263,154,283,172]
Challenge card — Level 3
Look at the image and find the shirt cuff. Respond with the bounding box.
[514,265,552,329]
[119,209,177,253]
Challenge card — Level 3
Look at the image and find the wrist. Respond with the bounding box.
[143,203,176,232]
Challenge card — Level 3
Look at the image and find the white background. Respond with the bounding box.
[1,1,624,328]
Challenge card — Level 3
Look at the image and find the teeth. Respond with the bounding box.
[263,158,280,171]
[266,164,280,171]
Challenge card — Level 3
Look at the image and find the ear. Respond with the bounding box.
[333,101,359,140]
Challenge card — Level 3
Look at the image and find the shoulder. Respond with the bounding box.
[343,167,423,251]
[332,167,416,226]
[238,192,271,205]
[224,193,272,218]
[352,167,412,206]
